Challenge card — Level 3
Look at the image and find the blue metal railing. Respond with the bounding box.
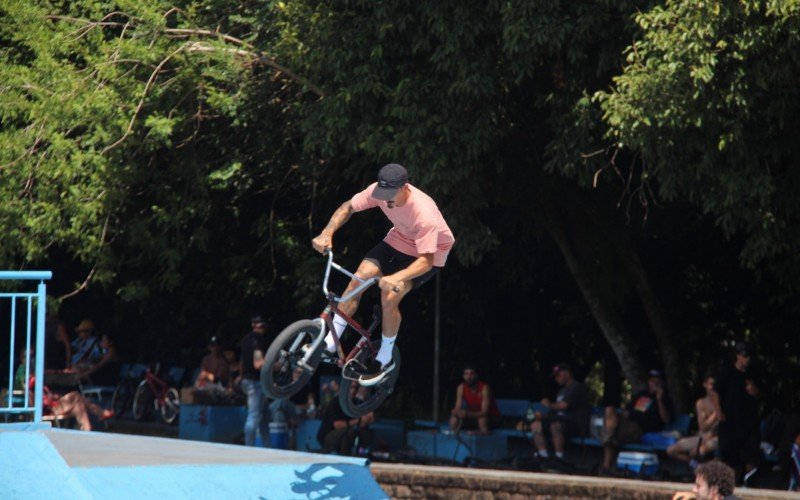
[1,271,51,423]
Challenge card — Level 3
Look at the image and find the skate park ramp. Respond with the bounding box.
[0,425,387,499]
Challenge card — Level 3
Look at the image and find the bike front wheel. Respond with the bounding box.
[339,344,401,418]
[261,319,323,399]
[131,381,152,421]
[161,387,180,424]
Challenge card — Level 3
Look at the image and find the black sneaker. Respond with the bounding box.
[358,359,395,387]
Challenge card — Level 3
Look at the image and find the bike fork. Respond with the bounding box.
[296,318,327,372]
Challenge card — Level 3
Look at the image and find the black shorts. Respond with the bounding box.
[364,241,440,291]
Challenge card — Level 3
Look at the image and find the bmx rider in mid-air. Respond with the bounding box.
[311,163,455,386]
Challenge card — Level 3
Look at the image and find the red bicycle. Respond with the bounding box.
[260,250,400,418]
[132,364,180,424]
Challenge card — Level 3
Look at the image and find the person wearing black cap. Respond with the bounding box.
[600,368,673,472]
[531,363,590,460]
[311,163,455,386]
[714,341,761,480]
[241,315,270,446]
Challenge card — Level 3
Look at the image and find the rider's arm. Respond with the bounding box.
[253,349,265,371]
[381,254,434,291]
[312,200,354,252]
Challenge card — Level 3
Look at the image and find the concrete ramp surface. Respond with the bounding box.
[0,427,387,500]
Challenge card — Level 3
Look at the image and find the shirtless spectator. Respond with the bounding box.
[195,336,230,390]
[668,372,721,468]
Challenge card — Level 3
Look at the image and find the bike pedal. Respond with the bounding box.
[342,359,367,381]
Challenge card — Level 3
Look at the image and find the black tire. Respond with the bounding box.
[260,319,323,399]
[161,387,180,424]
[131,381,152,421]
[111,379,134,418]
[339,344,400,418]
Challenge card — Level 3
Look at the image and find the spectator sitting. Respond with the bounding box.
[448,364,500,435]
[668,372,721,468]
[195,336,229,391]
[77,334,121,387]
[13,348,35,391]
[601,369,673,473]
[316,379,375,456]
[531,362,590,461]
[223,347,241,390]
[31,377,113,431]
[70,319,102,369]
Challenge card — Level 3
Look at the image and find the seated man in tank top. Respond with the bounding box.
[448,365,500,435]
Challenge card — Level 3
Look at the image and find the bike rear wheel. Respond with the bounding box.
[111,379,134,418]
[161,387,180,424]
[132,381,152,420]
[260,319,323,399]
[339,344,400,418]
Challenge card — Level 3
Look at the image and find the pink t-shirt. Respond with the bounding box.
[350,183,455,267]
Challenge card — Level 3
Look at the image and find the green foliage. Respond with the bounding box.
[598,1,800,286]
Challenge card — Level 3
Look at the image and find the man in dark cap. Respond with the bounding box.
[600,368,673,473]
[531,362,590,460]
[714,341,761,480]
[311,163,455,386]
[241,315,270,446]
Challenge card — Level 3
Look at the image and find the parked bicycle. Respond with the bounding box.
[131,363,180,424]
[261,250,400,418]
[111,364,147,419]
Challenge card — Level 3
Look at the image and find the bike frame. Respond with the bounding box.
[296,250,381,370]
[143,369,170,406]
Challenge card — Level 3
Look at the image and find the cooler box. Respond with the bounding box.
[616,451,659,476]
[179,404,246,444]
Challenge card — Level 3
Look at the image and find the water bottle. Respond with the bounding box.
[526,405,535,423]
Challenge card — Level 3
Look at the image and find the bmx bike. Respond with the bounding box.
[260,250,400,418]
[131,363,181,424]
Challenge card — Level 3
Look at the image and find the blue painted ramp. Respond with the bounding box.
[0,427,387,499]
[74,462,384,499]
[0,431,92,499]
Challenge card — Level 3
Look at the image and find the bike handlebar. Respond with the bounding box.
[322,249,378,302]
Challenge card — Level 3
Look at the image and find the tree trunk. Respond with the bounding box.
[619,239,689,412]
[544,214,646,388]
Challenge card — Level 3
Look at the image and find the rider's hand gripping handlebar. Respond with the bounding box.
[321,249,378,302]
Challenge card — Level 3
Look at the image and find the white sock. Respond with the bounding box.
[375,334,396,366]
[324,315,348,352]
[555,451,564,459]
[538,449,549,458]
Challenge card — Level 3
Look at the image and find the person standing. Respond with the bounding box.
[714,341,761,480]
[240,315,269,446]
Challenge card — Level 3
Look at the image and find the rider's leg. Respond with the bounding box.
[324,260,381,351]
[375,285,411,366]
